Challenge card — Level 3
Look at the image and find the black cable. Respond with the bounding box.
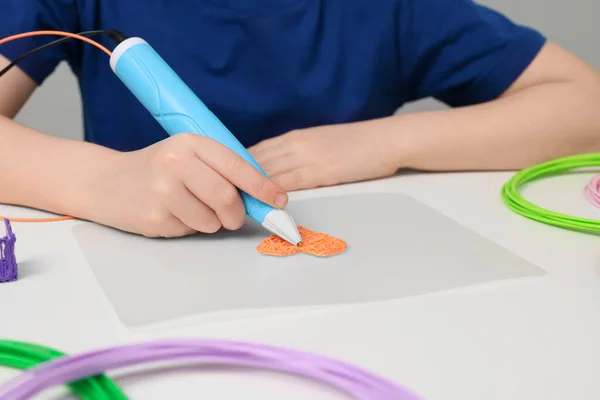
[0,30,105,78]
[0,29,127,79]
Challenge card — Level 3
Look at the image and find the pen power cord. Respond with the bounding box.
[0,340,126,400]
[502,152,600,233]
[0,338,420,400]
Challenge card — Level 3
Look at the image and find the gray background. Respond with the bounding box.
[14,0,597,139]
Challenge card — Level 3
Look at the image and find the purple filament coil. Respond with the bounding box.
[0,338,422,400]
[0,219,17,283]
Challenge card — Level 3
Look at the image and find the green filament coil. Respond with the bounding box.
[0,340,127,399]
[501,153,600,234]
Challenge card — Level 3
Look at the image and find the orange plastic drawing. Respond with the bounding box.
[257,226,346,257]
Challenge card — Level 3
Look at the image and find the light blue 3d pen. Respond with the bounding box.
[109,38,302,246]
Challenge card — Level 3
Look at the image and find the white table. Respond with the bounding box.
[1,171,600,399]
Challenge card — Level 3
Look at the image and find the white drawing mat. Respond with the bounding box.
[72,193,545,328]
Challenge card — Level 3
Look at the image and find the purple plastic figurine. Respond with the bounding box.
[0,218,17,283]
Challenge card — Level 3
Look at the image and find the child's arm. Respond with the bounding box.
[0,112,120,219]
[249,42,600,191]
[250,0,600,191]
[385,42,600,171]
[0,54,36,117]
[0,56,287,237]
[0,54,111,216]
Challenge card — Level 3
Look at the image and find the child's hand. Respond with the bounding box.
[248,123,401,191]
[84,133,288,237]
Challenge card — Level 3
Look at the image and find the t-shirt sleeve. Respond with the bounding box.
[398,0,547,107]
[0,0,78,85]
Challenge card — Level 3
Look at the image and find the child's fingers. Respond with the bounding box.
[168,183,222,234]
[250,147,302,177]
[193,136,289,208]
[247,136,283,159]
[270,168,315,191]
[182,156,246,231]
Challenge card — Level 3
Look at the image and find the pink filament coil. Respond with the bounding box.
[584,174,600,208]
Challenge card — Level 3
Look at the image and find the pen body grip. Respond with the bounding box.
[110,39,272,223]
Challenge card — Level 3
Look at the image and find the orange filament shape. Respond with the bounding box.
[257,226,346,257]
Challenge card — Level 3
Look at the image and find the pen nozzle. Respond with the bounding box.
[262,209,302,247]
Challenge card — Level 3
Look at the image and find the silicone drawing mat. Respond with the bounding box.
[72,193,545,328]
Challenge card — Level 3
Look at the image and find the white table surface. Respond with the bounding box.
[1,170,600,399]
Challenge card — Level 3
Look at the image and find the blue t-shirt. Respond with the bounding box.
[0,0,545,151]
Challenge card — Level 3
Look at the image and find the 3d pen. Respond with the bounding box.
[109,38,302,246]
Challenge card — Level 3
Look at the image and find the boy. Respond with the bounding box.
[1,0,599,237]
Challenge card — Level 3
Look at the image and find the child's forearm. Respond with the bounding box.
[0,115,119,216]
[382,80,600,171]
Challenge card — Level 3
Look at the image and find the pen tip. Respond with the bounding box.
[297,241,303,247]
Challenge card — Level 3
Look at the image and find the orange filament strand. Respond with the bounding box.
[0,30,112,56]
[0,215,74,223]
